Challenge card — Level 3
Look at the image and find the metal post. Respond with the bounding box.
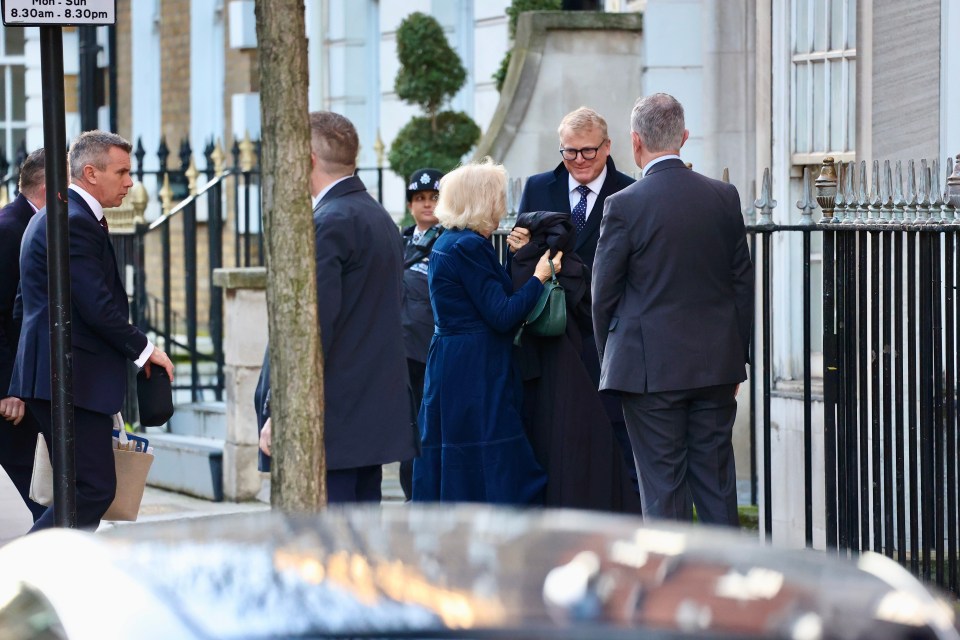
[78,26,99,131]
[40,26,77,528]
[184,201,199,400]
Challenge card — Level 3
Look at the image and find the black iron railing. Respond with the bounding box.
[112,136,386,407]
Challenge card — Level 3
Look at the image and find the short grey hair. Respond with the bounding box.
[435,158,507,235]
[68,130,132,181]
[630,93,685,153]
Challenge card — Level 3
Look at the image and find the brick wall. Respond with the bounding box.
[160,0,191,148]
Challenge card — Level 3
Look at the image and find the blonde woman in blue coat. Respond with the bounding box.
[412,159,560,504]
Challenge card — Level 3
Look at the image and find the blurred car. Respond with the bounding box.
[0,505,956,639]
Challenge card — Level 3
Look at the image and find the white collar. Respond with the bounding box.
[312,175,352,209]
[69,184,104,221]
[641,154,682,177]
[568,164,607,195]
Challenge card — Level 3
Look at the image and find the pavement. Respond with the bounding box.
[1,462,405,546]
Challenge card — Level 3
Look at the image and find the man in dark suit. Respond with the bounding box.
[260,112,417,503]
[508,107,639,498]
[9,130,174,531]
[509,106,634,271]
[0,149,47,522]
[592,93,754,526]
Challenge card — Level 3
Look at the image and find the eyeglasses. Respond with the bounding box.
[559,140,607,161]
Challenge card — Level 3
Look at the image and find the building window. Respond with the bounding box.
[791,0,856,165]
[0,27,27,163]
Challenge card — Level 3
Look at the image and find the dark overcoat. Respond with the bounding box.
[0,194,35,395]
[0,193,44,520]
[510,212,641,513]
[313,176,418,470]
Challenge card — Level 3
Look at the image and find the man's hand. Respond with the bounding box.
[143,346,175,381]
[259,417,272,457]
[0,396,25,425]
[507,227,531,253]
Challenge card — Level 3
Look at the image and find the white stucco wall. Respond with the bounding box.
[642,0,704,173]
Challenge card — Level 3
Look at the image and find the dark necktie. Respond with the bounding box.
[572,184,591,234]
[99,216,109,233]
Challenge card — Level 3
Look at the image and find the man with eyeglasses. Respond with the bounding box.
[508,107,634,271]
[508,107,641,508]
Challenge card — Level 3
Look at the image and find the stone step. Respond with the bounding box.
[146,433,223,502]
[166,402,226,440]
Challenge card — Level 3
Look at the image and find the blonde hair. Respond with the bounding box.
[557,107,608,140]
[435,159,507,235]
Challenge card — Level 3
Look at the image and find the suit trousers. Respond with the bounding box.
[27,400,116,532]
[327,465,382,503]
[621,384,739,526]
[0,406,46,522]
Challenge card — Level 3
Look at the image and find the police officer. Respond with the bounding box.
[399,167,444,500]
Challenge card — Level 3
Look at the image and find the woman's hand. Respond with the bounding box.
[534,250,563,283]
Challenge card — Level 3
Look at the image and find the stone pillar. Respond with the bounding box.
[212,267,267,501]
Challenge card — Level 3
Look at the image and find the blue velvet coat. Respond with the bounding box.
[412,229,547,504]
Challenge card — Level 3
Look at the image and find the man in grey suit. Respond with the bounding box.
[260,111,417,502]
[592,93,754,526]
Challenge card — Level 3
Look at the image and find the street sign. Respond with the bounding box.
[2,0,115,26]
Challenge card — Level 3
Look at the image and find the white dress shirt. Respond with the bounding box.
[567,165,608,221]
[641,154,683,177]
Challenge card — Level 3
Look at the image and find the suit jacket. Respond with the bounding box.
[592,158,754,394]
[314,176,418,470]
[517,157,635,270]
[0,194,35,395]
[9,189,148,414]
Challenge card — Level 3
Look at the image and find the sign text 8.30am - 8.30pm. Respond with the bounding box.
[2,0,116,26]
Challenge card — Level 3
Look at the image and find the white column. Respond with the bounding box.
[131,0,162,221]
[191,0,225,169]
[23,28,43,151]
[943,0,960,160]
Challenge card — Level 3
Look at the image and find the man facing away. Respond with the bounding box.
[0,149,47,522]
[592,93,754,526]
[9,131,174,531]
[259,112,417,503]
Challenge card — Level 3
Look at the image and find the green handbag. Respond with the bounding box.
[514,261,566,346]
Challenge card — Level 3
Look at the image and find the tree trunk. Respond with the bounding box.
[254,0,326,509]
